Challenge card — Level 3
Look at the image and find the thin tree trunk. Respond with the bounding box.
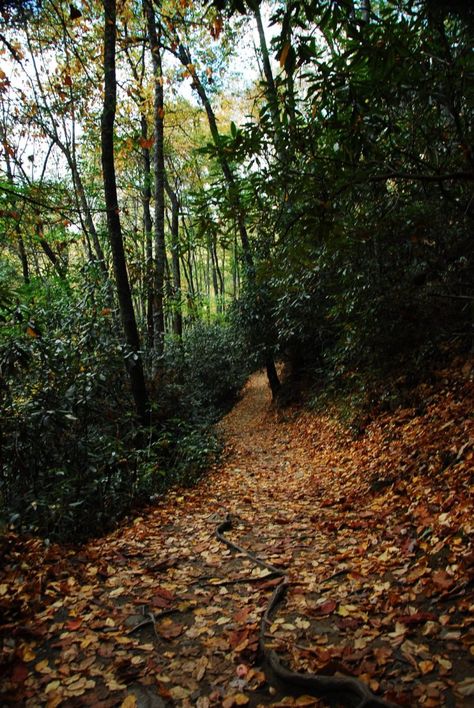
[361,0,371,24]
[145,0,166,357]
[18,232,30,284]
[178,45,253,271]
[140,114,155,349]
[35,220,66,278]
[69,157,107,272]
[164,177,183,337]
[253,4,286,165]
[177,43,280,394]
[211,236,223,312]
[101,0,149,425]
[2,134,30,283]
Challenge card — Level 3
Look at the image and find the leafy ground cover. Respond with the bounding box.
[0,358,473,707]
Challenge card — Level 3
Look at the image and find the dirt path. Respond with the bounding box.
[1,366,473,707]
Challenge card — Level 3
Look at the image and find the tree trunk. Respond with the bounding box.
[361,0,371,24]
[145,0,166,357]
[35,220,66,278]
[178,44,254,272]
[164,176,183,337]
[101,0,149,425]
[177,43,280,395]
[265,355,281,399]
[253,4,286,165]
[2,133,30,283]
[140,114,155,349]
[68,158,107,272]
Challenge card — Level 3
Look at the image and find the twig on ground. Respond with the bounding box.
[126,608,180,635]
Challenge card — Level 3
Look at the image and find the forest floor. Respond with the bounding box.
[1,359,473,707]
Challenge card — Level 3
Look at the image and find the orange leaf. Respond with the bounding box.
[279,42,291,68]
[139,136,154,150]
[66,618,83,631]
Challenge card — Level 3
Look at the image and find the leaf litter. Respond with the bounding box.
[0,358,473,706]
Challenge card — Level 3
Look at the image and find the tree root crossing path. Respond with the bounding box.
[2,366,473,707]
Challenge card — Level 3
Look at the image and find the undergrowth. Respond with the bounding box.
[0,273,249,542]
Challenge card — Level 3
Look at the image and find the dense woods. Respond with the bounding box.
[0,0,473,540]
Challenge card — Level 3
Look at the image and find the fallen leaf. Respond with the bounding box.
[456,677,474,697]
[65,618,82,631]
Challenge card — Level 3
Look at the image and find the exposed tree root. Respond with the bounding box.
[216,515,285,576]
[215,515,399,708]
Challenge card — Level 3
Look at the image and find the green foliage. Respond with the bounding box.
[222,0,474,402]
[0,272,243,541]
[162,320,251,420]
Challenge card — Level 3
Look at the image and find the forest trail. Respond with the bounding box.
[1,363,473,707]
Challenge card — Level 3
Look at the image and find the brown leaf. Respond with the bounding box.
[157,619,183,639]
[316,600,337,615]
[11,661,29,684]
[432,570,454,590]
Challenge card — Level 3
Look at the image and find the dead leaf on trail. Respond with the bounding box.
[419,660,435,675]
[65,618,82,631]
[295,697,322,707]
[432,569,454,590]
[455,677,474,697]
[314,599,337,615]
[194,656,208,681]
[120,696,138,707]
[223,693,249,707]
[157,618,184,639]
[170,686,191,700]
[11,661,29,684]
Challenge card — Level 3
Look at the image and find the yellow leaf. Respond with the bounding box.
[120,696,137,708]
[337,605,350,617]
[234,694,249,706]
[45,680,60,694]
[437,657,452,671]
[170,686,190,700]
[456,677,474,697]
[295,697,319,707]
[35,660,50,673]
[21,645,36,661]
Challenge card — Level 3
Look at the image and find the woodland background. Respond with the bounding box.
[0,0,473,541]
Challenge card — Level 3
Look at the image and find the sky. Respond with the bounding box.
[0,0,281,185]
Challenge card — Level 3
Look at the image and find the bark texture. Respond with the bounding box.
[101,0,149,424]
